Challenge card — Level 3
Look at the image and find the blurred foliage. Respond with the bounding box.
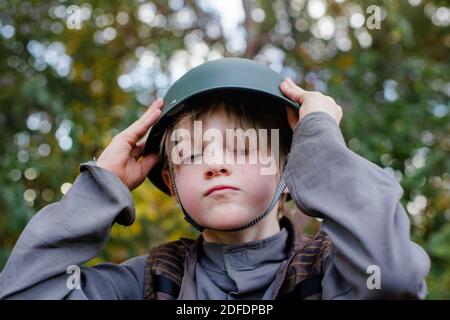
[0,0,449,299]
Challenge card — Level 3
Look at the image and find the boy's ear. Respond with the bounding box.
[162,169,176,198]
[285,104,299,131]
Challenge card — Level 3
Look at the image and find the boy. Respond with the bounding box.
[0,58,429,300]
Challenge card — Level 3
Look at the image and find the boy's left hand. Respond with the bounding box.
[280,77,343,130]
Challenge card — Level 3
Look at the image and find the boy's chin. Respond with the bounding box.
[195,210,258,230]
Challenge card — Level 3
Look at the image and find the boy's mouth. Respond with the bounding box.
[204,185,239,197]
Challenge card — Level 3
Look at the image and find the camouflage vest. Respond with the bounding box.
[143,214,331,300]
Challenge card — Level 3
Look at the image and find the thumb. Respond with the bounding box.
[140,153,161,176]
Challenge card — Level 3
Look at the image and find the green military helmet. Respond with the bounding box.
[144,57,300,196]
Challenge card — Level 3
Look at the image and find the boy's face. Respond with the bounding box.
[163,110,280,231]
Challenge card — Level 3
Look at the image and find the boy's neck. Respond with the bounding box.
[201,212,281,245]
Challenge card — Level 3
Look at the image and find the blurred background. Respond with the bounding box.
[0,0,449,298]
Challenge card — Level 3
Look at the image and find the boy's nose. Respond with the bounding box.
[204,164,230,179]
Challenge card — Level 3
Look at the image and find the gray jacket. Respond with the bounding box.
[0,111,430,299]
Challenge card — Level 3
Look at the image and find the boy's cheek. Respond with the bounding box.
[177,185,203,212]
[235,165,278,195]
[174,170,202,196]
[239,163,279,181]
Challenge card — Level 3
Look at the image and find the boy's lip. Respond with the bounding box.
[204,185,239,196]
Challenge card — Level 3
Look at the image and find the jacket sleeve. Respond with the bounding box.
[0,161,147,300]
[282,111,430,299]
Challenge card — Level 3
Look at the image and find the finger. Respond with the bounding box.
[135,138,147,149]
[281,81,306,103]
[140,153,161,176]
[130,143,145,160]
[133,97,163,129]
[130,125,153,159]
[285,78,301,89]
[286,78,308,94]
[281,78,308,103]
[122,98,164,143]
[283,77,306,91]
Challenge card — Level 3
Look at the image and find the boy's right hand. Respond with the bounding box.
[96,98,164,191]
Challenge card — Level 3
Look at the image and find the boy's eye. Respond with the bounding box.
[181,153,202,164]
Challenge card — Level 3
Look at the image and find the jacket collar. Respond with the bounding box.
[177,213,308,299]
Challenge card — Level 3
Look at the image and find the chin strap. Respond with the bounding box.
[167,161,286,232]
